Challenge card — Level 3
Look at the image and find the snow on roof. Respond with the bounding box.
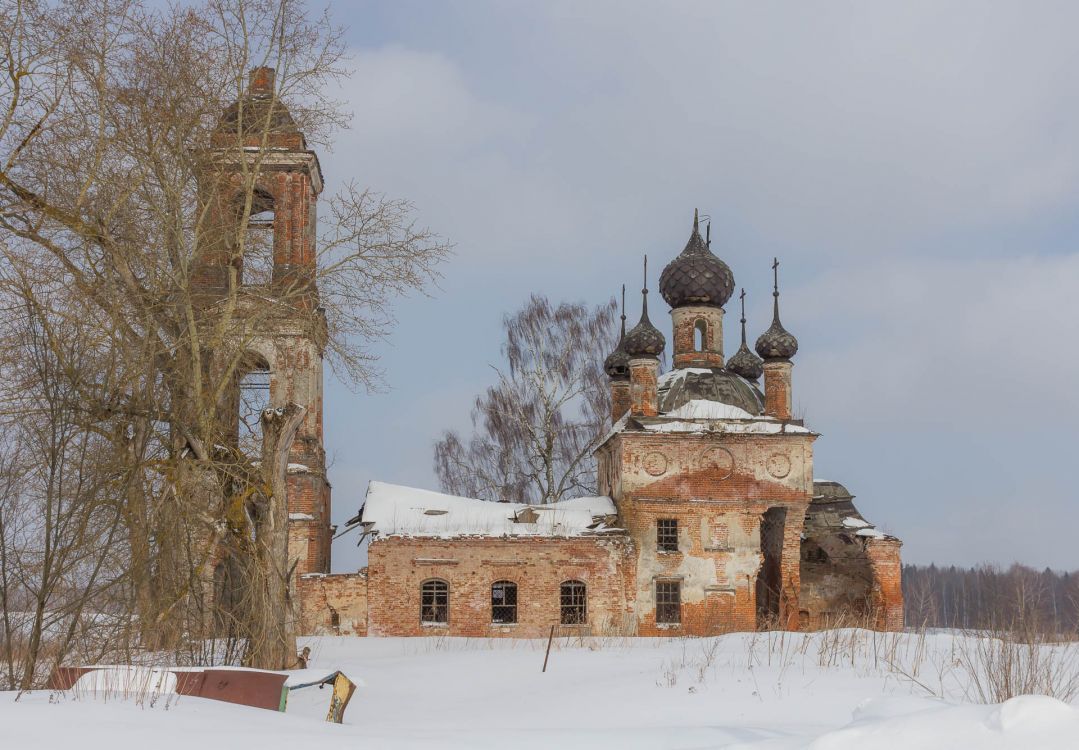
[642,400,812,435]
[361,481,618,539]
[657,367,713,386]
[841,514,887,538]
[665,399,756,420]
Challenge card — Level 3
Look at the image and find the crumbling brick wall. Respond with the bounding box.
[866,538,903,631]
[365,536,636,637]
[297,571,368,635]
[600,429,815,635]
[798,482,903,631]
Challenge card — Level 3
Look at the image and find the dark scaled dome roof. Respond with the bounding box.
[657,368,764,416]
[755,265,799,360]
[624,314,665,358]
[604,311,631,379]
[727,289,764,380]
[659,210,735,309]
[755,319,798,360]
[726,342,764,381]
[623,281,665,358]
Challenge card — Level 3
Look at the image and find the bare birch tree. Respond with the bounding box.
[434,295,617,504]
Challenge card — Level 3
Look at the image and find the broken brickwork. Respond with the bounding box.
[364,537,636,637]
[300,211,904,638]
[298,572,368,635]
[195,67,333,584]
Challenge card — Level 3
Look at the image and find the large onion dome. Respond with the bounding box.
[755,259,799,361]
[659,209,735,309]
[624,261,666,358]
[727,288,764,380]
[604,289,630,380]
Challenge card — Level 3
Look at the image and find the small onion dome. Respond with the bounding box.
[727,288,764,380]
[755,314,798,360]
[624,312,665,358]
[624,274,666,358]
[755,260,798,360]
[659,209,735,309]
[727,342,764,381]
[603,345,630,379]
[604,306,631,380]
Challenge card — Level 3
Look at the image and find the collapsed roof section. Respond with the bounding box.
[806,480,896,542]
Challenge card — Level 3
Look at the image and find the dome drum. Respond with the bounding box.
[671,305,725,369]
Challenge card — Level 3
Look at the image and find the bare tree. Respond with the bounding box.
[0,289,133,689]
[434,295,617,504]
[0,0,449,674]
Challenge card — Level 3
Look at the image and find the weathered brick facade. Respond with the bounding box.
[298,572,368,635]
[363,537,636,637]
[671,305,725,369]
[595,427,815,635]
[195,68,333,611]
[277,179,902,633]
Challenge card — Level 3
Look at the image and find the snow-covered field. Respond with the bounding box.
[4,630,1079,749]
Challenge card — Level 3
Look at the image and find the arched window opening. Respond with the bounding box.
[421,579,449,625]
[241,189,275,286]
[238,357,271,457]
[560,580,587,625]
[491,580,518,624]
[694,319,707,352]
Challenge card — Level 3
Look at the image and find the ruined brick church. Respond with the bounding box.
[297,209,904,637]
[216,68,903,637]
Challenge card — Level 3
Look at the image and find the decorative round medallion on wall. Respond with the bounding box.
[643,451,668,476]
[766,453,792,479]
[698,447,735,480]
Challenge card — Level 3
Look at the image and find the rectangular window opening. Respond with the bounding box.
[657,518,678,552]
[421,580,449,625]
[656,580,681,624]
[491,581,518,624]
[560,581,587,625]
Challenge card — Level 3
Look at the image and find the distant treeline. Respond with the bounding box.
[903,564,1079,632]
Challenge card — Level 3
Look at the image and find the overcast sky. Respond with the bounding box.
[318,1,1079,572]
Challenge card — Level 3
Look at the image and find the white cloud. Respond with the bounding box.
[319,2,1079,570]
[791,252,1079,429]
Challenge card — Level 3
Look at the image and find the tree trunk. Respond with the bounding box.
[245,403,306,670]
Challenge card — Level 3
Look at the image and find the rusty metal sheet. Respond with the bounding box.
[172,668,287,711]
[48,666,287,712]
[47,666,94,690]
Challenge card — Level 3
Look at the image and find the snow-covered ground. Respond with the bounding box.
[3,630,1079,749]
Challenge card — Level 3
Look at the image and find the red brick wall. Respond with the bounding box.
[763,361,793,421]
[671,306,724,369]
[611,380,631,423]
[629,359,659,417]
[365,536,636,637]
[866,538,904,631]
[298,572,368,635]
[607,430,815,634]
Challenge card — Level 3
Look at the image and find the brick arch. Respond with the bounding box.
[693,318,708,351]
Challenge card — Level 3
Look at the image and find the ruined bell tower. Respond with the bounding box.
[196,67,332,578]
